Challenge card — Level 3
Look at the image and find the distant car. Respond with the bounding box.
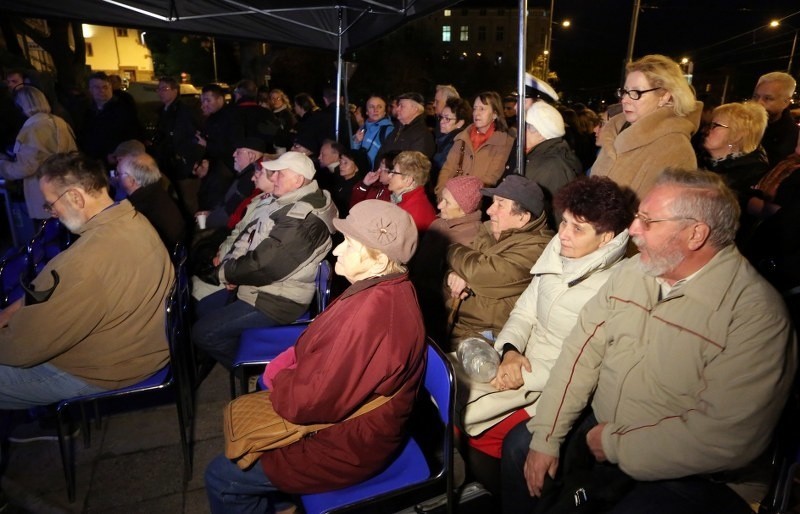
[126,81,202,133]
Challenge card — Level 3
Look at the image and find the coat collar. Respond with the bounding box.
[609,101,702,154]
[338,272,408,300]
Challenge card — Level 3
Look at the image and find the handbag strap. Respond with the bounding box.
[456,140,466,175]
[340,391,397,422]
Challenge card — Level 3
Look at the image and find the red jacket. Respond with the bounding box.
[396,186,437,232]
[261,273,426,493]
[349,180,390,207]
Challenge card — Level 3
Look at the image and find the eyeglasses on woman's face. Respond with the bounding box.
[615,87,661,101]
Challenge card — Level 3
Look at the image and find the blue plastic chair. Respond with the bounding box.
[300,342,456,514]
[0,246,29,307]
[228,259,333,397]
[28,218,71,276]
[55,281,195,502]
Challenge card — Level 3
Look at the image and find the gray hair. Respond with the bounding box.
[119,153,162,187]
[14,85,51,117]
[756,72,796,100]
[436,84,460,100]
[654,168,739,248]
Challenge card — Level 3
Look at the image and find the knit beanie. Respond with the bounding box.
[445,176,484,214]
[525,102,566,140]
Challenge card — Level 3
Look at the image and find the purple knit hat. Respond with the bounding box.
[444,176,484,214]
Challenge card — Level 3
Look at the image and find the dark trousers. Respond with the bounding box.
[500,414,753,514]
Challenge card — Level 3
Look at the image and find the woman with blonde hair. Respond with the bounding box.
[702,102,769,197]
[592,54,702,199]
[0,85,77,224]
[702,101,770,241]
[435,91,515,196]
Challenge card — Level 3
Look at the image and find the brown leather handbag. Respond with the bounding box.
[224,390,393,469]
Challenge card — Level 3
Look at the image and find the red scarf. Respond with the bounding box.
[469,123,495,151]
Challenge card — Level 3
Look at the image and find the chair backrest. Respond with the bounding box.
[0,248,30,307]
[316,259,333,313]
[424,342,454,426]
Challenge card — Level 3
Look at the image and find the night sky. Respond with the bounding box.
[484,0,800,103]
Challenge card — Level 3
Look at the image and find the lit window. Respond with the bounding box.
[444,9,451,16]
[460,25,469,41]
[442,25,451,42]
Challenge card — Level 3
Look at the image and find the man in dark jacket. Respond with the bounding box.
[149,76,203,214]
[192,151,337,369]
[753,71,800,167]
[377,92,436,161]
[118,152,186,250]
[78,72,141,167]
[522,101,582,227]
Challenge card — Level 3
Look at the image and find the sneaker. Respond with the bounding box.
[7,419,80,444]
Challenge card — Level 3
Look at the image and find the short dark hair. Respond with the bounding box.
[202,83,224,97]
[37,152,109,194]
[158,76,179,90]
[445,97,472,123]
[234,79,258,100]
[294,92,318,112]
[553,176,634,235]
[88,71,110,84]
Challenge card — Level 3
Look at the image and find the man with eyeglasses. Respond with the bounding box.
[503,168,796,514]
[752,71,799,167]
[0,151,174,421]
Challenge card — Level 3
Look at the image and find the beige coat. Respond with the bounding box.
[591,102,702,199]
[435,125,515,195]
[531,246,797,481]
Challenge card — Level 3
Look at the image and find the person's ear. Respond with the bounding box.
[686,222,711,251]
[658,90,672,107]
[598,231,614,247]
[68,189,86,209]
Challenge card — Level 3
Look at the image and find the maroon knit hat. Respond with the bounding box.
[444,176,484,214]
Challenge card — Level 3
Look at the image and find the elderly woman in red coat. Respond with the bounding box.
[205,200,426,513]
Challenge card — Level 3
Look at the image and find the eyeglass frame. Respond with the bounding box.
[386,169,406,176]
[437,114,457,123]
[42,188,74,214]
[615,87,662,101]
[709,121,729,130]
[633,212,698,229]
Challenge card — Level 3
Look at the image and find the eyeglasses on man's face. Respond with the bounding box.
[615,87,661,101]
[42,189,74,214]
[633,212,697,229]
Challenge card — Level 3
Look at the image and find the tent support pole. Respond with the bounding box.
[335,7,344,142]
[516,0,528,175]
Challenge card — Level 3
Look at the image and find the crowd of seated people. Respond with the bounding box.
[2,51,800,514]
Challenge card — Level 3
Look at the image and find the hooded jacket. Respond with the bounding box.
[221,180,337,324]
[457,230,629,435]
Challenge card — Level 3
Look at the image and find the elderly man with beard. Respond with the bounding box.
[0,152,174,412]
[502,168,797,514]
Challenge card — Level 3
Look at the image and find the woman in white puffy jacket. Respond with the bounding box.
[457,176,634,493]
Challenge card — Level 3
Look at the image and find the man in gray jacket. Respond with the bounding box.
[502,168,797,513]
[192,151,337,369]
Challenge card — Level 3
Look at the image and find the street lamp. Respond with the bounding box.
[769,19,798,75]
[543,16,571,78]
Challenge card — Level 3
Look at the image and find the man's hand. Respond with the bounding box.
[490,350,531,390]
[193,159,210,179]
[524,450,559,497]
[447,272,470,300]
[586,423,607,462]
[0,298,23,328]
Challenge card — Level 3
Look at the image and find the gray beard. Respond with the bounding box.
[632,235,685,277]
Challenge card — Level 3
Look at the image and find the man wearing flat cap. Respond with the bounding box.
[445,175,553,347]
[193,151,338,370]
[377,92,436,161]
[200,136,266,230]
[523,102,582,227]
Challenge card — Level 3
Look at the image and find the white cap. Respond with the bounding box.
[262,151,316,180]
